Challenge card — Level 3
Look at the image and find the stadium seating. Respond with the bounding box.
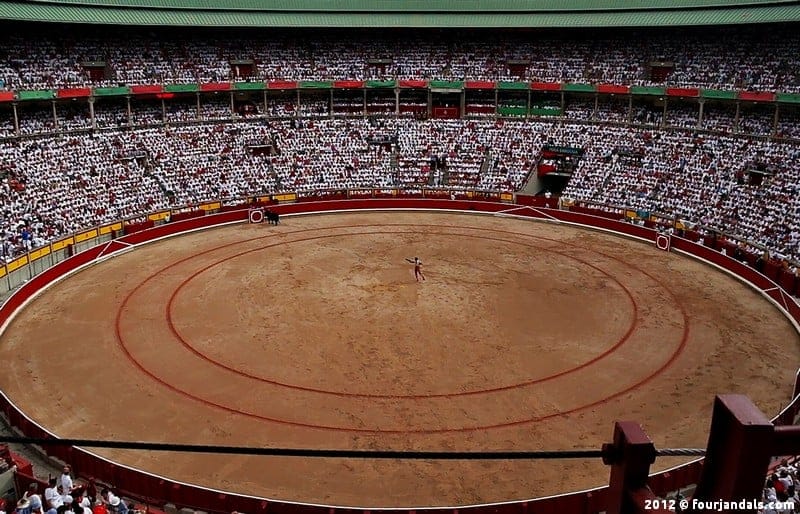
[2,111,800,269]
[1,26,800,91]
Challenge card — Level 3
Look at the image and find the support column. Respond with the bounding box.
[459,89,465,118]
[627,94,633,124]
[52,100,58,131]
[427,89,432,119]
[526,90,531,119]
[89,98,96,131]
[229,91,235,119]
[593,94,598,121]
[126,96,132,127]
[296,89,301,118]
[329,89,333,119]
[196,92,201,120]
[363,88,367,118]
[734,101,741,133]
[263,90,268,118]
[494,88,499,118]
[394,88,400,117]
[12,102,20,136]
[661,97,668,129]
[161,98,166,123]
[773,103,780,138]
[698,99,705,129]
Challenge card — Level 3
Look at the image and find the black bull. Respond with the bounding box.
[264,209,280,225]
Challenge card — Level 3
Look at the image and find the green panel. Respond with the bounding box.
[18,90,56,101]
[630,86,666,96]
[93,86,131,96]
[300,81,333,89]
[165,83,199,93]
[700,89,737,99]
[530,106,563,116]
[497,106,527,116]
[234,82,266,91]
[777,93,800,104]
[562,83,596,93]
[497,82,529,90]
[429,80,464,89]
[366,80,397,89]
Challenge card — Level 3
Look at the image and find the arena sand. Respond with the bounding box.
[0,211,798,507]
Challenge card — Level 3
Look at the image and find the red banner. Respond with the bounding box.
[432,107,459,119]
[200,82,231,92]
[0,91,14,102]
[537,163,557,176]
[57,87,92,99]
[399,80,427,88]
[666,87,700,97]
[465,81,496,90]
[597,84,630,94]
[738,91,776,102]
[531,82,560,91]
[333,80,365,89]
[131,85,164,95]
[267,80,298,90]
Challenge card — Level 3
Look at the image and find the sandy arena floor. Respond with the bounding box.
[0,211,798,507]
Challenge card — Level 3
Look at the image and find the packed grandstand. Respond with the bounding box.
[2,1,800,512]
[3,23,800,269]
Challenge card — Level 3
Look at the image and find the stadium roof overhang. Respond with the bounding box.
[1,0,800,27]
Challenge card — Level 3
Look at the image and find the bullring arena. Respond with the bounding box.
[1,201,798,508]
[5,1,800,512]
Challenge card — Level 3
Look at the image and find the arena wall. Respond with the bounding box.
[1,196,799,514]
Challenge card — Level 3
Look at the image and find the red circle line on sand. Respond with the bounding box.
[163,229,639,399]
[113,221,690,433]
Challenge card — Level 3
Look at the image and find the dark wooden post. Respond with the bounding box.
[604,421,669,514]
[691,395,773,513]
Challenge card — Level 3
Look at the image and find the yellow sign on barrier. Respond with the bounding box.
[51,237,75,251]
[500,193,513,201]
[257,196,271,203]
[29,246,51,262]
[6,256,28,273]
[199,202,221,211]
[148,211,170,221]
[74,229,98,243]
[0,265,5,278]
[272,193,297,202]
[98,222,122,235]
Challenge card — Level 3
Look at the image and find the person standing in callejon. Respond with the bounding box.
[405,257,426,282]
[60,465,77,504]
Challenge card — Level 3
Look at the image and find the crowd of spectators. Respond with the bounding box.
[779,109,800,140]
[760,461,799,513]
[561,125,800,263]
[14,464,142,514]
[0,117,544,259]
[1,26,800,91]
[3,112,800,265]
[665,103,699,129]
